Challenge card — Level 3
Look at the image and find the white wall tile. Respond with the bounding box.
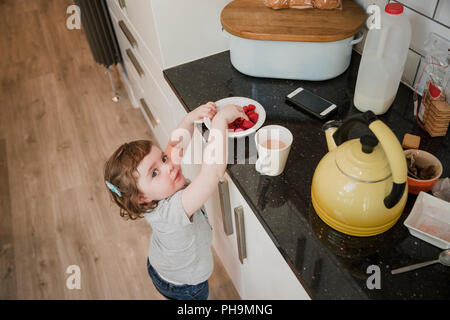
[401,49,421,86]
[403,6,450,55]
[435,0,450,27]
[394,0,438,18]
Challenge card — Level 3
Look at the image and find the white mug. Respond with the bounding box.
[255,125,293,176]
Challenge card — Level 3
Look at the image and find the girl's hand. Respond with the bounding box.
[188,102,217,123]
[214,104,249,124]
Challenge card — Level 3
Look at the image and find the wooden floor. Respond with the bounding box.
[0,0,239,299]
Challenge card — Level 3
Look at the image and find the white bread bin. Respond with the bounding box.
[221,0,366,81]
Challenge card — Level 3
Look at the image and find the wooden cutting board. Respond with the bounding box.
[221,0,367,42]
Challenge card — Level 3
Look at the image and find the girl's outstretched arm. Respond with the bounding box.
[165,102,217,163]
[180,104,248,217]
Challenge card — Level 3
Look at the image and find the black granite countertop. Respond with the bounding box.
[163,50,450,300]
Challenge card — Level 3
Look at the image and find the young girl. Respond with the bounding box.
[104,102,248,300]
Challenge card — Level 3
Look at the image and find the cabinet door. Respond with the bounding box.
[204,173,245,299]
[227,180,311,300]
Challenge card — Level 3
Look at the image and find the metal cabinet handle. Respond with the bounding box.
[140,98,159,127]
[118,0,126,9]
[234,205,247,264]
[119,20,137,48]
[126,49,144,77]
[218,179,233,236]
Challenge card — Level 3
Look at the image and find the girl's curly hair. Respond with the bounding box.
[104,140,158,220]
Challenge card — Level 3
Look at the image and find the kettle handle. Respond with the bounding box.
[332,111,407,209]
[332,111,377,146]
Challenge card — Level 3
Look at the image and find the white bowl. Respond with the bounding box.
[203,97,266,138]
[403,191,450,249]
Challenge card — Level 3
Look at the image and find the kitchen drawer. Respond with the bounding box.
[112,22,167,146]
[107,0,188,127]
[110,10,177,134]
[106,0,164,71]
[106,0,125,22]
[123,46,177,134]
[124,58,155,125]
[140,95,170,149]
[106,0,164,68]
[114,16,186,126]
[125,56,169,148]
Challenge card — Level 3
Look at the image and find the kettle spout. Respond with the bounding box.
[322,120,341,152]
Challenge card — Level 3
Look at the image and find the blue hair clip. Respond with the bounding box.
[105,180,122,197]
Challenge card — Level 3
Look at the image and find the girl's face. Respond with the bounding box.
[136,146,186,204]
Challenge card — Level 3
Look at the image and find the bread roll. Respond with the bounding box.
[264,0,290,9]
[266,0,341,10]
[289,0,313,9]
[312,0,341,9]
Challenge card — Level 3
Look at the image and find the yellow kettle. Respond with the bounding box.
[311,111,408,237]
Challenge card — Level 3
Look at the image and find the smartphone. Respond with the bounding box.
[286,87,337,120]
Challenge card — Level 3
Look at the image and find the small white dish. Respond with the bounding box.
[404,191,450,249]
[203,97,266,138]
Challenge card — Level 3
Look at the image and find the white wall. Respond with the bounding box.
[353,0,450,94]
[151,0,232,69]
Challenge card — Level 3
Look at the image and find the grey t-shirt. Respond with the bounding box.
[144,181,213,285]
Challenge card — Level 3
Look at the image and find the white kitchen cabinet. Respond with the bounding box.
[106,0,161,71]
[108,4,177,146]
[204,175,246,296]
[112,0,165,68]
[120,42,169,148]
[213,173,311,300]
[236,188,310,299]
[107,0,177,117]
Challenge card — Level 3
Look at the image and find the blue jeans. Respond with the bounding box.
[146,258,209,300]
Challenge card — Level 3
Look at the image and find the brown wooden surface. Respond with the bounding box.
[0,0,239,299]
[221,0,367,42]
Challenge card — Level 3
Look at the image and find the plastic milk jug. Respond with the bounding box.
[354,3,411,115]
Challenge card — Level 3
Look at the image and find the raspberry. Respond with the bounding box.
[242,119,254,129]
[248,113,258,123]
